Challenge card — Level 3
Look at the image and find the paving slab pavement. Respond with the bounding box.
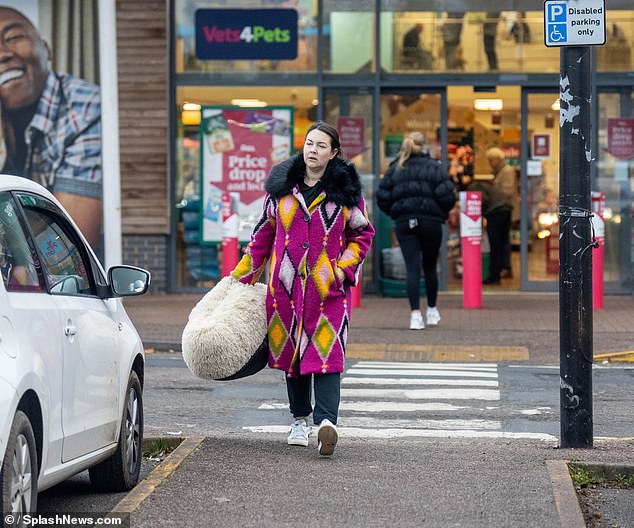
[124,434,634,527]
[120,291,634,526]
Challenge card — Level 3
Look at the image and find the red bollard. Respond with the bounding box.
[221,192,240,277]
[592,192,605,310]
[460,191,482,309]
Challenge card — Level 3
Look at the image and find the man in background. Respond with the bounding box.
[486,147,518,279]
[0,6,101,245]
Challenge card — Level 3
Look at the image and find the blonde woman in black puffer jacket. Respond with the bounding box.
[376,132,455,330]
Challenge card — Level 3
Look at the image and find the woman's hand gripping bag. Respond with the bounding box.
[182,276,268,380]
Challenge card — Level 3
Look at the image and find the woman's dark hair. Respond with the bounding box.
[306,121,344,159]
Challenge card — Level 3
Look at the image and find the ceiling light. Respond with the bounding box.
[474,99,503,111]
[551,99,560,111]
[182,102,201,111]
[231,99,268,108]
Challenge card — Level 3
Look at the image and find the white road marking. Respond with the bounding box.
[248,362,556,442]
[346,368,498,378]
[342,377,498,387]
[242,425,557,442]
[519,407,553,415]
[340,401,471,412]
[341,388,500,400]
[343,416,502,430]
[355,361,498,369]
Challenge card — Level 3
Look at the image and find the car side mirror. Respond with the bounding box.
[108,266,151,297]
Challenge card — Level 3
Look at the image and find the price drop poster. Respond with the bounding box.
[200,106,293,243]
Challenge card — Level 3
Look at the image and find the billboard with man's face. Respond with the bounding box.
[0,0,103,255]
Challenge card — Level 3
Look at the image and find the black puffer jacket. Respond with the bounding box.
[376,154,455,224]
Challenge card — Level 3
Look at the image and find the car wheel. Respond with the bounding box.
[89,371,143,492]
[1,411,38,517]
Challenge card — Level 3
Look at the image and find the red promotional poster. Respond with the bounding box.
[337,117,366,159]
[460,191,482,309]
[607,118,634,160]
[532,133,551,159]
[200,106,293,242]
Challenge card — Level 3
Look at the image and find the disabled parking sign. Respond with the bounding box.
[544,0,606,47]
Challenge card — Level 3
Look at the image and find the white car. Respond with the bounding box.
[0,176,150,517]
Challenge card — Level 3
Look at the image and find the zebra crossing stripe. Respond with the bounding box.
[344,416,501,430]
[354,361,498,369]
[258,401,472,412]
[346,368,498,378]
[342,377,498,387]
[341,387,500,400]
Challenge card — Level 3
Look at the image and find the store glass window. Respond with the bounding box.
[174,86,317,288]
[380,3,560,74]
[175,0,317,74]
[322,0,376,74]
[597,13,634,72]
[596,91,634,288]
[324,89,375,285]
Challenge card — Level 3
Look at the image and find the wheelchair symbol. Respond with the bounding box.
[548,24,566,44]
[550,28,564,42]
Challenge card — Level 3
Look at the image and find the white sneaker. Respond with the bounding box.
[409,311,424,330]
[287,418,310,446]
[317,419,338,456]
[426,307,441,326]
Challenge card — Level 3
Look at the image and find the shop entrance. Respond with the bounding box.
[378,89,448,296]
[521,89,560,290]
[378,86,538,294]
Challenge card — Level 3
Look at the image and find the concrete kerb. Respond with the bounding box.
[547,459,586,528]
[549,456,634,528]
[109,436,204,516]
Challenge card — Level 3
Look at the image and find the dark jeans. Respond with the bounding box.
[483,33,498,70]
[286,372,341,425]
[394,218,443,311]
[486,209,512,282]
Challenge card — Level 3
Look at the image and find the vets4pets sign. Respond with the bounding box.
[196,9,298,60]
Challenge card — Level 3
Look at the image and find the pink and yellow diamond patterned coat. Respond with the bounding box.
[232,155,375,377]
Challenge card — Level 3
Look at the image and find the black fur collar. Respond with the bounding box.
[264,154,362,207]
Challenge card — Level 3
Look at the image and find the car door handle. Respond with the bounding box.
[64,324,77,337]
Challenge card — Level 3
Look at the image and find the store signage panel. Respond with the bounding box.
[200,106,294,243]
[195,9,298,60]
[544,0,606,47]
[337,117,366,159]
[532,133,551,159]
[607,118,634,160]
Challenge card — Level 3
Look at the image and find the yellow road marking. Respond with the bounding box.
[346,344,529,362]
[110,436,205,515]
[594,350,634,362]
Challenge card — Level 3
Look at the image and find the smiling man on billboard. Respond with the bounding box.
[0,6,102,246]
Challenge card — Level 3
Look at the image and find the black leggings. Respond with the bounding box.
[395,219,443,311]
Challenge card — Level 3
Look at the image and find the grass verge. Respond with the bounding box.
[569,462,634,528]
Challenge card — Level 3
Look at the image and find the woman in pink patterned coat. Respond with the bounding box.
[232,121,375,456]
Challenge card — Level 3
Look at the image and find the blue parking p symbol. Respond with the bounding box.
[548,3,566,23]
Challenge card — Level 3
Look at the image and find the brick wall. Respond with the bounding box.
[123,235,168,292]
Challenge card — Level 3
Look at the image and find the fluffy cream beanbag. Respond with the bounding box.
[182,276,268,380]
